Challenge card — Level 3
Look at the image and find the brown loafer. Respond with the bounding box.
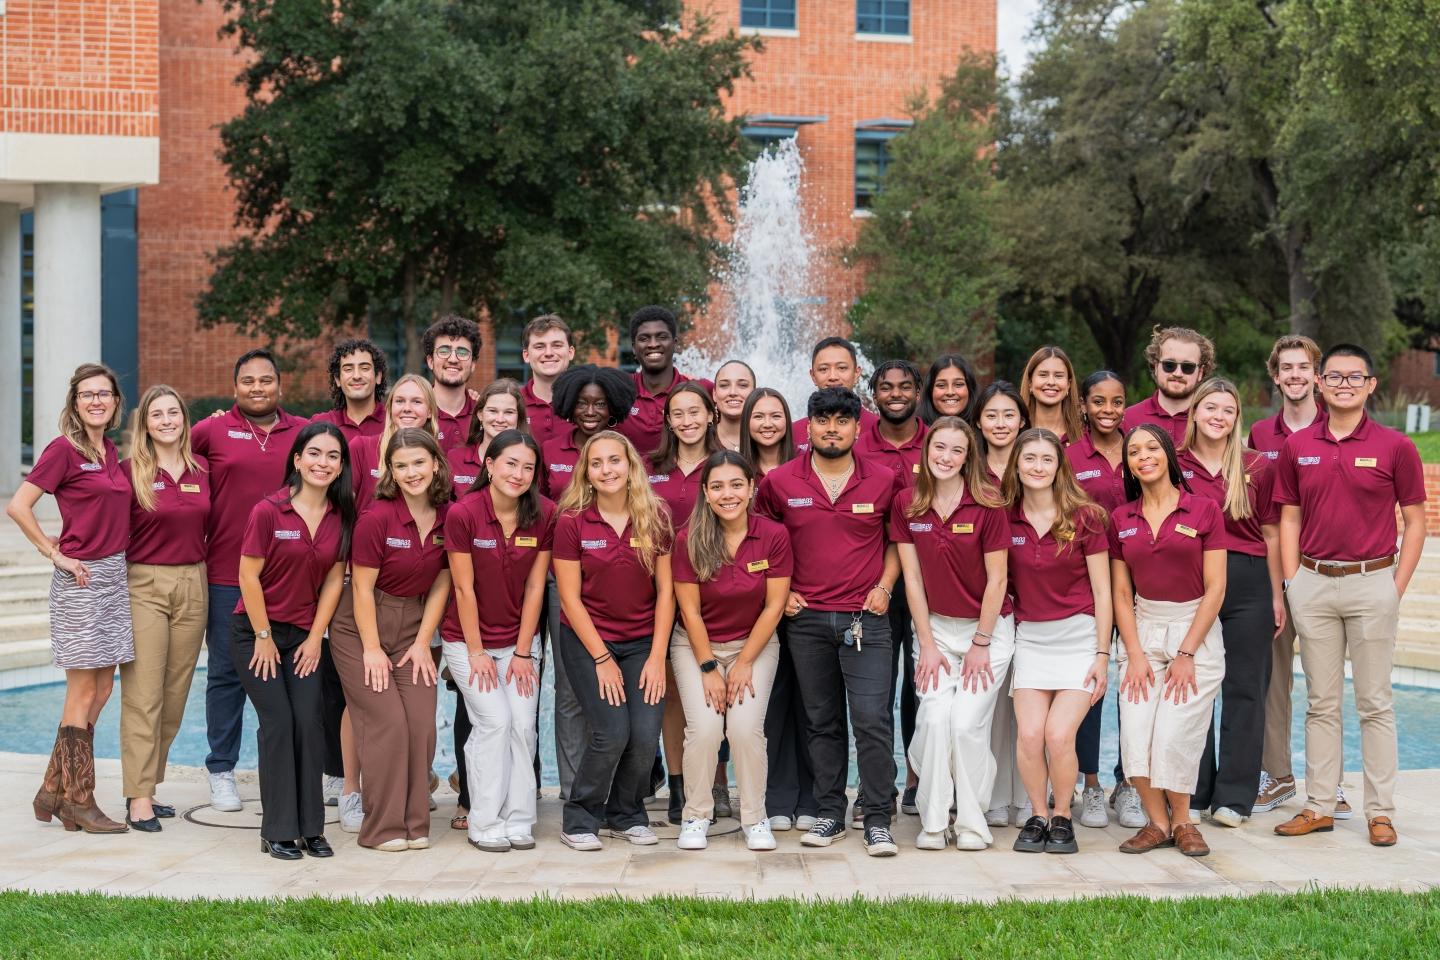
[1368,817,1397,847]
[1274,809,1334,837]
[1119,824,1173,854]
[1171,822,1210,857]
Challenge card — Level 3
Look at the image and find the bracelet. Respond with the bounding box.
[1095,651,1110,657]
[1176,650,1195,659]
[971,639,991,648]
[512,652,533,661]
[974,629,993,641]
[594,652,613,666]
[873,584,892,599]
[468,649,488,658]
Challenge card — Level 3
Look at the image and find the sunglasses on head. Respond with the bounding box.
[1159,360,1199,375]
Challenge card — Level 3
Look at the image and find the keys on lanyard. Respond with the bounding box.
[842,612,864,652]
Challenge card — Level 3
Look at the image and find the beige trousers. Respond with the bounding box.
[670,625,780,825]
[120,562,208,797]
[1287,564,1400,819]
[1261,601,1297,779]
[1119,595,1225,795]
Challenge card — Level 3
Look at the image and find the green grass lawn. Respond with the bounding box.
[1,889,1437,959]
[1411,430,1440,463]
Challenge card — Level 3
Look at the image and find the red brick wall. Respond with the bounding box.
[1423,464,1440,534]
[0,0,159,136]
[1389,349,1440,409]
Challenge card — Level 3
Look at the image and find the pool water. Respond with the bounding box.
[2,661,1438,784]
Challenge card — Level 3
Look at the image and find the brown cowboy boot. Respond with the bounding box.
[32,726,64,823]
[57,725,126,834]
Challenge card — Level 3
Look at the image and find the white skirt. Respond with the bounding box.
[1011,613,1097,692]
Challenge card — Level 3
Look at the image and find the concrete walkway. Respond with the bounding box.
[4,751,1438,902]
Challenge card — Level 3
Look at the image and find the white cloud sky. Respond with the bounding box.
[996,0,1042,74]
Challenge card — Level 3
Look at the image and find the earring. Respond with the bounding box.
[607,416,618,427]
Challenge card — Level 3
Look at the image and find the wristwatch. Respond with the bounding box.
[256,629,271,640]
[699,658,719,674]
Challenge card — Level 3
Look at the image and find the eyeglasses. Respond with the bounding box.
[1321,372,1373,388]
[432,346,472,360]
[77,391,115,403]
[1159,360,1199,375]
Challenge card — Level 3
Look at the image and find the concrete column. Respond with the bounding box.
[32,183,102,457]
[0,203,20,491]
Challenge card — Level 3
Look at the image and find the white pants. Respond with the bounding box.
[987,672,1025,814]
[443,643,538,843]
[1118,596,1225,795]
[908,614,1015,841]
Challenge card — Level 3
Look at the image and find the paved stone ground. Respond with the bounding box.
[4,751,1438,902]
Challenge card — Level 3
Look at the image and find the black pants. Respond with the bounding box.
[559,626,664,835]
[1075,631,1125,783]
[1193,552,1274,815]
[764,621,818,819]
[231,616,326,841]
[320,640,346,780]
[886,577,917,767]
[787,608,895,829]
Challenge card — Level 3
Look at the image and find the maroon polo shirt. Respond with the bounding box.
[443,488,556,647]
[1066,431,1127,515]
[1178,449,1278,557]
[1125,393,1189,447]
[350,496,451,598]
[552,504,667,641]
[192,407,308,586]
[311,405,385,445]
[28,436,131,561]
[235,491,345,631]
[1006,504,1109,622]
[124,458,211,566]
[435,394,478,454]
[754,452,903,611]
[854,417,927,488]
[792,408,879,455]
[1108,491,1223,603]
[1247,407,1327,462]
[648,463,703,529]
[348,434,384,515]
[672,515,793,643]
[1272,413,1426,562]
[541,428,584,501]
[889,486,1011,620]
[523,380,565,452]
[446,444,484,498]
[617,370,708,457]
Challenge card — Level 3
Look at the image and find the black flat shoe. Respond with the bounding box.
[125,799,161,833]
[1013,815,1049,853]
[261,838,303,860]
[1045,815,1079,854]
[667,775,685,826]
[302,835,334,858]
[152,801,176,819]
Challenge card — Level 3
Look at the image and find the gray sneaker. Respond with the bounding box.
[339,791,364,833]
[1111,783,1145,829]
[561,832,602,851]
[208,770,243,813]
[608,824,659,845]
[1078,785,1109,828]
[322,775,343,807]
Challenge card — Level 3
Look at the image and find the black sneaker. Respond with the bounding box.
[799,817,847,847]
[850,791,865,829]
[864,824,898,857]
[1045,815,1079,854]
[667,775,685,826]
[1013,815,1049,853]
[901,785,919,816]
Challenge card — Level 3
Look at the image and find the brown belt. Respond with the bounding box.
[1300,554,1397,577]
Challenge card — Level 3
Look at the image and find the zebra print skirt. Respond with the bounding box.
[49,552,135,670]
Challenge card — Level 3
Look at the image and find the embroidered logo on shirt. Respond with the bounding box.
[1297,456,1321,466]
[1118,527,1138,539]
[1174,524,1198,538]
[629,406,640,416]
[152,481,166,491]
[648,475,668,484]
[180,483,201,493]
[1181,470,1194,480]
[274,530,301,540]
[787,497,813,508]
[385,537,412,549]
[908,522,934,533]
[952,523,974,534]
[1011,536,1027,546]
[453,475,476,486]
[580,539,607,550]
[746,559,770,573]
[551,463,573,473]
[79,463,103,472]
[226,430,253,440]
[1262,450,1279,460]
[369,468,381,478]
[472,538,498,549]
[851,503,875,514]
[1074,469,1102,481]
[1355,457,1378,468]
[514,536,537,548]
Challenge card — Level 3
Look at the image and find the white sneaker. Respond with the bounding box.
[375,837,409,852]
[915,830,949,850]
[561,832,602,851]
[955,829,988,851]
[677,818,710,850]
[768,815,794,832]
[339,791,364,833]
[1209,806,1246,828]
[208,771,243,812]
[745,821,778,851]
[407,836,430,849]
[608,824,659,846]
[1013,800,1033,827]
[1111,783,1146,829]
[322,775,343,806]
[985,806,1009,827]
[1078,785,1109,828]
[794,814,818,832]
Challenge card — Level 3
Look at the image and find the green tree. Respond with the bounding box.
[198,0,757,368]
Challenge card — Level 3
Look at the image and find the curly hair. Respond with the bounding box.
[628,305,678,341]
[550,364,637,426]
[1143,326,1215,376]
[326,338,388,411]
[423,314,481,359]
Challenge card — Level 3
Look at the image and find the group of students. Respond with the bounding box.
[15,307,1425,862]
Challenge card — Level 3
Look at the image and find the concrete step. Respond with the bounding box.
[0,565,51,595]
[0,613,51,645]
[0,637,51,672]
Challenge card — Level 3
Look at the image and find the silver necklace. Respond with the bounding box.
[244,415,278,454]
[817,462,854,503]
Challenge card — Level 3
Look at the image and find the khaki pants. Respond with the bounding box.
[1119,596,1225,795]
[120,562,207,797]
[1261,604,1297,779]
[1288,564,1399,819]
[670,625,779,825]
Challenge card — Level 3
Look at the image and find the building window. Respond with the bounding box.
[495,318,527,382]
[855,131,898,209]
[857,0,909,35]
[741,0,796,30]
[743,125,797,157]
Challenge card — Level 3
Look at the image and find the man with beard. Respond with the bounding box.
[192,349,309,813]
[756,387,904,857]
[791,337,878,454]
[520,315,576,451]
[1125,327,1214,446]
[616,305,709,457]
[425,315,481,453]
[312,339,388,442]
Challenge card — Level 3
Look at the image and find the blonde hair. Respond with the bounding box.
[60,363,124,464]
[557,429,671,575]
[1181,378,1251,521]
[1019,346,1083,442]
[129,385,202,512]
[908,417,1000,517]
[379,373,440,452]
[1001,428,1105,552]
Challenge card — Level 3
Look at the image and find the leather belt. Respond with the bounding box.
[1300,554,1397,577]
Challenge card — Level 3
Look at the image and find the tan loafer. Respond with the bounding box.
[1274,809,1334,836]
[1119,823,1173,854]
[1172,822,1210,857]
[1367,817,1397,847]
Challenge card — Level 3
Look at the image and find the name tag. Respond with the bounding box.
[514,536,537,548]
[274,530,301,541]
[1244,474,1251,485]
[629,537,640,547]
[952,523,974,534]
[746,559,770,573]
[1175,524,1198,538]
[851,503,874,514]
[1355,457,1377,468]
[911,463,920,474]
[180,483,202,493]
[432,535,444,546]
[385,537,412,549]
